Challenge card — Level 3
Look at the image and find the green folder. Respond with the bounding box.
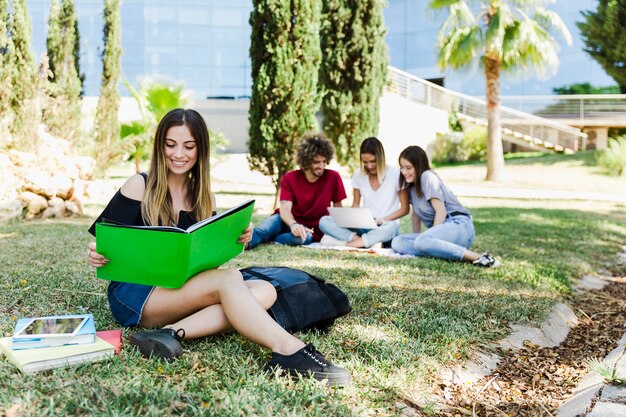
[95,199,255,288]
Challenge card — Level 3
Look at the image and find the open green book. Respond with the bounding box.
[95,199,255,288]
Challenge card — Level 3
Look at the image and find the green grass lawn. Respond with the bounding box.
[1,193,625,415]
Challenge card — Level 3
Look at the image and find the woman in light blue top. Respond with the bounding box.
[319,137,409,248]
[391,146,499,267]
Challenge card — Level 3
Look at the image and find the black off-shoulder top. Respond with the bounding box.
[88,173,200,236]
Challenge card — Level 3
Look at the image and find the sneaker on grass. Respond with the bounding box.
[265,344,351,387]
[472,252,501,268]
[129,328,185,359]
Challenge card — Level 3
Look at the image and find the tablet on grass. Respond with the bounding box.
[13,316,89,339]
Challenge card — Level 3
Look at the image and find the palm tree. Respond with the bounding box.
[430,0,572,180]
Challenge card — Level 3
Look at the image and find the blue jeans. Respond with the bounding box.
[391,215,475,260]
[249,213,313,249]
[107,281,155,327]
[318,215,399,247]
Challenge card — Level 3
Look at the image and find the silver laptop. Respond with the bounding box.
[327,207,378,229]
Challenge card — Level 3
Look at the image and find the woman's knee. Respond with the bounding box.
[246,280,277,310]
[193,268,243,299]
[318,215,332,232]
[413,234,434,254]
[390,235,405,252]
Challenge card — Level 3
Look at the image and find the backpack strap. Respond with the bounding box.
[240,267,281,289]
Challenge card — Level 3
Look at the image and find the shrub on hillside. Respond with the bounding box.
[432,127,487,163]
[597,136,626,176]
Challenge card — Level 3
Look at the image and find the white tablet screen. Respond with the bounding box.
[14,316,88,338]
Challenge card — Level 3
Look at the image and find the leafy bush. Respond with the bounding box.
[597,136,626,176]
[432,127,487,163]
[463,127,488,160]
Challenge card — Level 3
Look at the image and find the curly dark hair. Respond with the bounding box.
[296,133,335,170]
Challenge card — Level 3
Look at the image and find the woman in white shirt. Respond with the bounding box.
[319,137,409,248]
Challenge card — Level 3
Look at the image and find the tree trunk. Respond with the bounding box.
[485,56,505,181]
[135,154,141,173]
[273,185,280,211]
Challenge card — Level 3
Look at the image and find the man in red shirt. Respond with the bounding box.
[248,134,347,248]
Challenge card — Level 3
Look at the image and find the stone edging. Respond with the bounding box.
[556,247,626,417]
[399,246,626,415]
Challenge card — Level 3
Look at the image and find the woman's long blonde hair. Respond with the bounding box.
[360,137,386,183]
[142,108,213,226]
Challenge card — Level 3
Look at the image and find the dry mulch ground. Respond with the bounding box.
[404,267,626,417]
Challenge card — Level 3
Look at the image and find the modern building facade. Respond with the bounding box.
[29,0,254,98]
[26,0,616,99]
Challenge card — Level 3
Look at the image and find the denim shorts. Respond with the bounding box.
[107,281,155,327]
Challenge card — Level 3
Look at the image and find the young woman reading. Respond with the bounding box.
[86,108,350,386]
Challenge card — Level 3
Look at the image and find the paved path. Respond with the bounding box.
[450,184,626,204]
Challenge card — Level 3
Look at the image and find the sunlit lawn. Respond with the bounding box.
[435,151,626,193]
[1,190,625,415]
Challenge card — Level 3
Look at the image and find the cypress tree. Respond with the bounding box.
[320,0,388,170]
[0,0,12,129]
[7,0,38,145]
[248,0,322,202]
[46,0,61,83]
[93,0,122,172]
[44,0,82,140]
[74,14,84,94]
[578,0,626,93]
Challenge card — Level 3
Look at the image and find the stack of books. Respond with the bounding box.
[0,314,121,373]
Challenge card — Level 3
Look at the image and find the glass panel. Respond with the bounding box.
[145,4,177,24]
[405,31,438,69]
[122,24,146,45]
[386,34,406,68]
[121,3,145,22]
[211,48,248,67]
[121,43,146,65]
[177,46,212,66]
[209,28,249,48]
[212,7,245,27]
[179,7,210,25]
[144,25,179,46]
[177,25,212,45]
[145,46,178,67]
[384,0,406,34]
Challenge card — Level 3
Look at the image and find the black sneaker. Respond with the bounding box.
[129,328,185,359]
[265,344,351,387]
[472,252,501,268]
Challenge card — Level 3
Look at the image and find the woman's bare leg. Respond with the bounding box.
[346,236,365,248]
[142,279,276,338]
[141,268,304,355]
[462,249,481,262]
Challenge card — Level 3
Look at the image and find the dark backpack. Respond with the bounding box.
[240,266,352,333]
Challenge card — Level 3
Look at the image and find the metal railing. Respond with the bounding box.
[500,95,626,124]
[387,66,588,151]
